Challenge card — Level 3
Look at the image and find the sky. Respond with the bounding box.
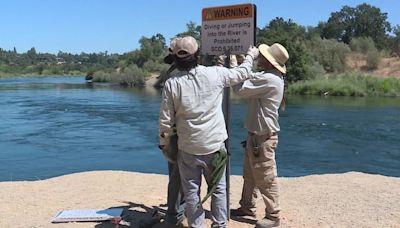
[1,0,399,54]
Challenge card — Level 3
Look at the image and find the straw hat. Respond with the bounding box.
[259,43,289,74]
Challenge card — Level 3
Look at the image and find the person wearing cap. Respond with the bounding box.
[160,38,186,227]
[159,36,259,228]
[231,43,289,228]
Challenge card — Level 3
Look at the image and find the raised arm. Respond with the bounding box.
[216,46,259,87]
[233,73,283,99]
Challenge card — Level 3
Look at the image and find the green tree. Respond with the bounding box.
[257,17,310,82]
[284,42,310,82]
[305,24,323,40]
[321,3,391,49]
[176,21,201,42]
[258,17,306,44]
[27,47,36,57]
[390,25,400,55]
[126,33,167,67]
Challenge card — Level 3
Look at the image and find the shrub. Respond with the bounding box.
[349,37,381,70]
[306,38,350,73]
[118,64,146,87]
[365,48,381,70]
[92,71,111,82]
[287,73,400,97]
[142,60,169,74]
[350,37,376,54]
[92,64,146,87]
[303,61,326,80]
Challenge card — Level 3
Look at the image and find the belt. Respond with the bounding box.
[248,132,278,157]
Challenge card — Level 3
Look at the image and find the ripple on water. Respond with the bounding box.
[0,77,399,181]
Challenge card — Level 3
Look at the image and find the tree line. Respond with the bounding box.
[1,3,399,88]
[0,47,121,76]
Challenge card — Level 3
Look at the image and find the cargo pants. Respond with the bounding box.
[239,133,280,220]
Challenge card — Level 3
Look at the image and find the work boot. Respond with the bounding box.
[255,217,280,228]
[230,207,256,217]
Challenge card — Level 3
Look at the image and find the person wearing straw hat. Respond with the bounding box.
[159,36,259,228]
[231,43,289,228]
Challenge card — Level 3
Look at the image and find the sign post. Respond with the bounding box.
[201,3,256,220]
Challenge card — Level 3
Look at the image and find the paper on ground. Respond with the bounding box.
[52,208,123,223]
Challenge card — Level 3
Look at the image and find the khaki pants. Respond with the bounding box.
[239,133,280,220]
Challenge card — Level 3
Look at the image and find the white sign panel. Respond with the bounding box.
[201,4,256,55]
[52,208,123,223]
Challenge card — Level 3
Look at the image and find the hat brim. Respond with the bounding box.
[259,44,286,74]
[163,54,175,64]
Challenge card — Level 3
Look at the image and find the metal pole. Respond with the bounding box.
[223,52,231,220]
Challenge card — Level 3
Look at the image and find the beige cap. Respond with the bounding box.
[164,38,179,64]
[259,43,289,74]
[172,36,199,58]
[168,38,178,54]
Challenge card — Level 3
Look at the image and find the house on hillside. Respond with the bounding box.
[56,58,66,65]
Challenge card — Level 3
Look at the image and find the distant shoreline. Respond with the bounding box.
[2,74,400,97]
[0,73,84,78]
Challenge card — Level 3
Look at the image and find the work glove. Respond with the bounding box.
[216,55,226,67]
[158,133,178,163]
[229,55,238,68]
[216,55,238,68]
[247,45,259,59]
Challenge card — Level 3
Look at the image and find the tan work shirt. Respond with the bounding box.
[159,55,254,155]
[233,69,284,136]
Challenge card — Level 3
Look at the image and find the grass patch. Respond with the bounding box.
[287,73,400,97]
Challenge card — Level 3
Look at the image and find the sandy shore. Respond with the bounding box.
[0,171,399,228]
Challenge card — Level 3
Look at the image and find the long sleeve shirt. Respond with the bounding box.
[233,69,284,136]
[159,55,254,155]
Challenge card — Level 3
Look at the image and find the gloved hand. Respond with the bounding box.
[247,45,259,59]
[216,55,226,67]
[229,55,238,68]
[159,144,175,163]
[217,54,238,68]
[158,134,178,163]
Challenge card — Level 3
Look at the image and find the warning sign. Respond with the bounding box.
[201,4,256,55]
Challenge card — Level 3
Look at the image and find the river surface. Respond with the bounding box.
[0,76,399,181]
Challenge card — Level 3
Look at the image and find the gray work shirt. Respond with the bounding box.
[159,55,254,155]
[233,69,284,136]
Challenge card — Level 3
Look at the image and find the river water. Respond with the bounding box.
[0,76,399,181]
